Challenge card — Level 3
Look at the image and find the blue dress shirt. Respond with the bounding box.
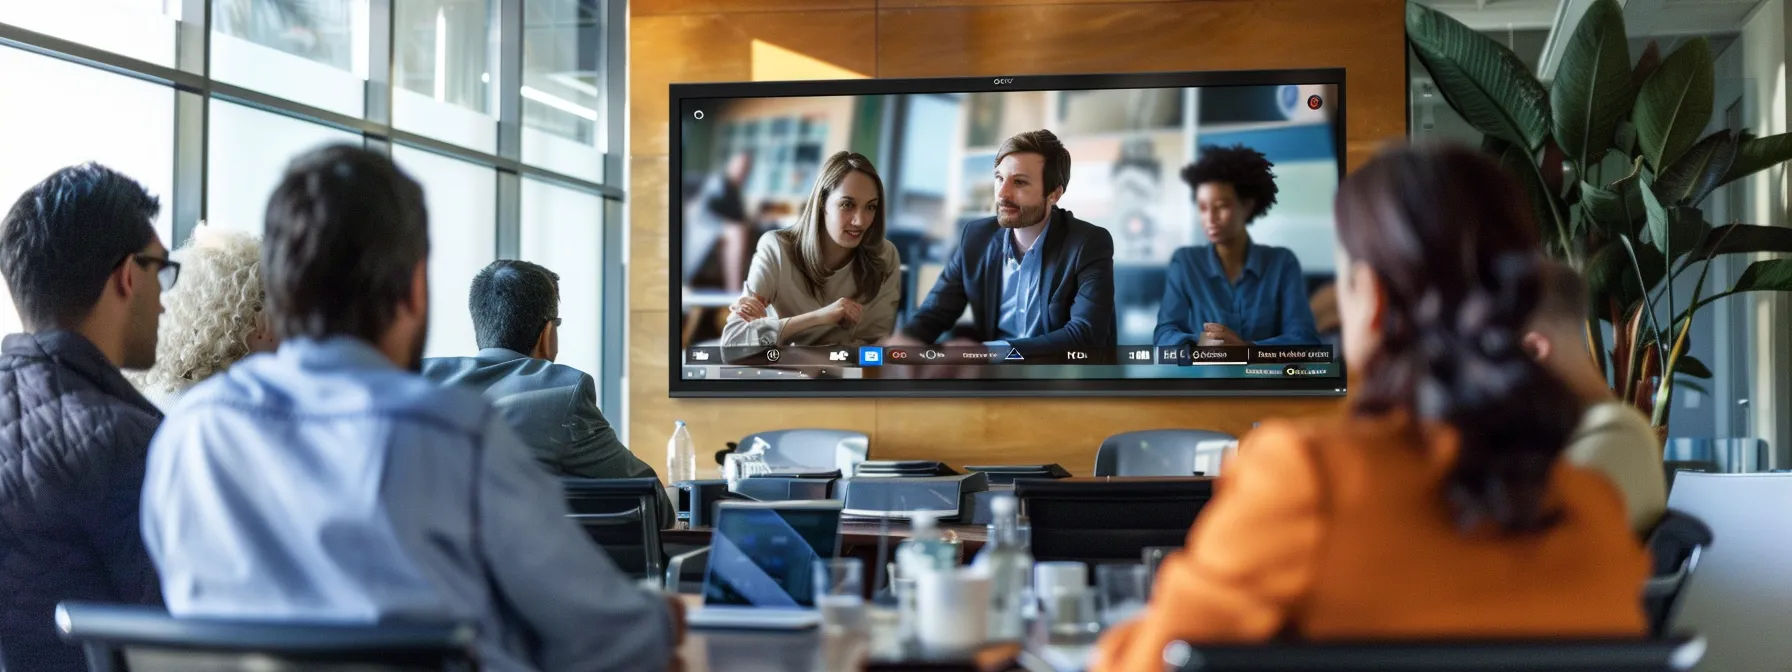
[1154,242,1320,347]
[141,337,674,672]
[993,219,1052,345]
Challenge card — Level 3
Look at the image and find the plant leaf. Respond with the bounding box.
[1732,258,1792,294]
[1633,40,1663,91]
[1673,378,1710,396]
[1667,207,1713,263]
[1579,180,1643,237]
[1676,354,1714,379]
[1641,169,1673,258]
[1688,224,1792,259]
[1586,241,1666,321]
[1486,137,1568,249]
[1654,130,1738,206]
[1716,132,1792,187]
[1634,38,1716,171]
[1408,3,1554,151]
[1552,0,1634,172]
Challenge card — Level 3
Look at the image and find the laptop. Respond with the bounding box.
[685,500,844,630]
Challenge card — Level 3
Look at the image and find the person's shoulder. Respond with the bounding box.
[182,353,496,437]
[1058,210,1113,242]
[1575,401,1655,439]
[419,355,477,382]
[1169,246,1201,264]
[874,238,900,263]
[756,228,788,255]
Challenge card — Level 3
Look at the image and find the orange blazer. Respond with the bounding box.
[1092,414,1649,672]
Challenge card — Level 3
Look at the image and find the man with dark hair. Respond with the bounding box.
[141,145,682,672]
[0,163,169,672]
[1523,259,1665,534]
[422,260,670,525]
[890,129,1117,357]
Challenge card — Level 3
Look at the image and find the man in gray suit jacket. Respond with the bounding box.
[423,260,672,526]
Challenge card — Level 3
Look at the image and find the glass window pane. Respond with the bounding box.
[211,0,370,117]
[0,0,179,66]
[0,45,176,336]
[207,100,360,235]
[391,146,496,360]
[520,179,603,382]
[393,0,499,152]
[521,0,605,183]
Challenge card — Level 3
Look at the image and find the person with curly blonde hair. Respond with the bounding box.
[131,225,275,407]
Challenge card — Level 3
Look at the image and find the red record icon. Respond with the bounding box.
[1307,95,1323,110]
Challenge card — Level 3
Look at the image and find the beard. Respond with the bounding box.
[995,199,1048,229]
[404,315,429,372]
[121,298,160,371]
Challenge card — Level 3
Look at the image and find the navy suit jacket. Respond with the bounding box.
[901,208,1117,356]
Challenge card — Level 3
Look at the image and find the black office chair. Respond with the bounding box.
[55,602,476,672]
[1162,636,1704,671]
[1644,509,1713,638]
[1016,478,1212,565]
[1095,429,1236,477]
[562,477,666,584]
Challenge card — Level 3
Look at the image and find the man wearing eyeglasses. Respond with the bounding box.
[0,163,173,672]
[422,260,671,527]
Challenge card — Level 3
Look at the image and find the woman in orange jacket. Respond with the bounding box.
[1092,144,1649,672]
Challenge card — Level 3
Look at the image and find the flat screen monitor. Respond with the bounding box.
[701,502,844,609]
[671,69,1347,397]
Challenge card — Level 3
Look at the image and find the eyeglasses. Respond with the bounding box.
[119,252,181,290]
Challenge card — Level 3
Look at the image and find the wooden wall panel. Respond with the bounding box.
[626,0,1404,477]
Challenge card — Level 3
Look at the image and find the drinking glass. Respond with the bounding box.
[813,557,866,634]
[1096,563,1151,627]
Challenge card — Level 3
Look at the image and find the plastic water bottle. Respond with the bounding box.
[972,494,1032,641]
[667,421,697,483]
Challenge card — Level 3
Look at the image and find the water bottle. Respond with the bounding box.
[893,511,958,635]
[667,421,697,483]
[972,494,1032,641]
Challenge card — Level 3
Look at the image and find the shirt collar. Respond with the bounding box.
[278,336,403,372]
[1201,239,1266,279]
[1005,208,1055,264]
[476,347,532,364]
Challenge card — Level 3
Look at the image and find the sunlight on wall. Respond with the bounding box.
[750,39,868,81]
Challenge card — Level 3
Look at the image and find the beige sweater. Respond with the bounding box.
[1564,401,1668,534]
[720,232,901,348]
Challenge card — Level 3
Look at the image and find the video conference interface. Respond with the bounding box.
[677,82,1343,384]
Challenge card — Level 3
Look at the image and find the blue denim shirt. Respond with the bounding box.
[994,219,1052,345]
[1153,243,1320,347]
[141,337,673,672]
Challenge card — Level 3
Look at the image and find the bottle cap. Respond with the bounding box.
[910,511,939,529]
[991,494,1016,515]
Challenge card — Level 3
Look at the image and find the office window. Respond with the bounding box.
[521,0,605,183]
[211,0,370,117]
[393,0,499,152]
[0,45,176,336]
[520,178,604,382]
[392,146,496,359]
[0,0,179,66]
[207,100,361,235]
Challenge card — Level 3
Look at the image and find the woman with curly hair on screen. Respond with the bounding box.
[130,226,276,408]
[1154,144,1320,347]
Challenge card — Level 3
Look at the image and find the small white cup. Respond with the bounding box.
[915,567,993,652]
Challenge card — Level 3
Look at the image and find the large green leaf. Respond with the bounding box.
[1654,131,1738,206]
[1676,354,1714,379]
[1667,207,1714,263]
[1687,224,1792,259]
[1486,137,1567,249]
[1692,258,1792,311]
[1586,241,1666,320]
[1641,169,1673,258]
[1634,38,1716,171]
[1716,132,1792,187]
[1633,40,1663,91]
[1579,179,1644,237]
[1408,4,1553,151]
[1553,0,1634,172]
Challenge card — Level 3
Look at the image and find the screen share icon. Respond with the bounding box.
[858,346,884,367]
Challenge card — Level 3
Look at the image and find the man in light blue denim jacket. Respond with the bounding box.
[140,145,682,672]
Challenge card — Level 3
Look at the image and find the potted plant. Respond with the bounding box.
[1406,0,1792,436]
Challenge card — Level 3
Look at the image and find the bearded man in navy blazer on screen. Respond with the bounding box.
[888,130,1117,358]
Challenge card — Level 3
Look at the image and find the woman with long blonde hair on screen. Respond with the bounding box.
[722,151,901,348]
[1091,144,1649,671]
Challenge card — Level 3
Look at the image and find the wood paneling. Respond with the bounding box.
[626,0,1401,477]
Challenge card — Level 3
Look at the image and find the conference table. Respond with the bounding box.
[676,594,1047,672]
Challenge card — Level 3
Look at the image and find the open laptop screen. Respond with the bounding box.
[703,504,843,608]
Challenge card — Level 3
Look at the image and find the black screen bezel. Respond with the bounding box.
[668,68,1349,399]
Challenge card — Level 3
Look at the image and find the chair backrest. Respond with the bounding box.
[738,429,871,474]
[562,477,666,582]
[55,602,476,672]
[1016,478,1212,565]
[1163,637,1704,671]
[1643,509,1713,638]
[1095,430,1236,477]
[1663,472,1792,670]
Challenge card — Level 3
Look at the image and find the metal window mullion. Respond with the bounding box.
[365,0,395,156]
[603,0,627,183]
[496,0,523,161]
[601,196,626,428]
[170,0,210,245]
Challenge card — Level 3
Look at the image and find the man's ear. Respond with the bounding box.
[404,261,428,317]
[1045,185,1065,210]
[111,256,137,300]
[1522,331,1552,363]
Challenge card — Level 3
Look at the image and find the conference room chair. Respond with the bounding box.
[55,602,476,672]
[1158,636,1704,671]
[1660,472,1792,670]
[1094,429,1236,477]
[1016,478,1212,566]
[1662,437,1775,474]
[1643,509,1713,638]
[725,428,871,475]
[562,477,666,584]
